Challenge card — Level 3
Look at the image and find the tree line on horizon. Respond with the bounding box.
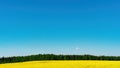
[0,54,120,64]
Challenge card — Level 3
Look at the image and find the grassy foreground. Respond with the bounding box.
[0,61,120,68]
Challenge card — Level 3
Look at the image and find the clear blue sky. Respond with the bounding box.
[0,0,120,57]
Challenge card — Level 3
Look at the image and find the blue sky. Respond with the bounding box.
[0,0,120,57]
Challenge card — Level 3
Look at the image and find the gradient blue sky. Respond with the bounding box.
[0,0,120,57]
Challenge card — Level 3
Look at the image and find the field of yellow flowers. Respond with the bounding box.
[0,60,120,68]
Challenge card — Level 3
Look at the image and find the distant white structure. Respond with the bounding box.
[75,47,80,51]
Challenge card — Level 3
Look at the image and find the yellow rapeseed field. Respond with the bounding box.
[0,60,120,68]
